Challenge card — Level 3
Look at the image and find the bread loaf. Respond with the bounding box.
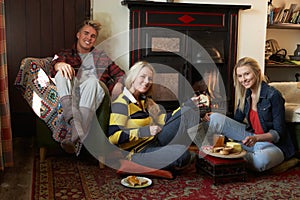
[226,142,242,153]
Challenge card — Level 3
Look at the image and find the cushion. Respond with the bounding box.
[269,157,300,174]
[117,159,173,179]
[269,82,300,122]
[269,82,300,105]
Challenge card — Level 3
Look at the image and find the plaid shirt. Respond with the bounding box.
[50,46,125,94]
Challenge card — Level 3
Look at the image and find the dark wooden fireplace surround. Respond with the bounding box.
[121,0,251,115]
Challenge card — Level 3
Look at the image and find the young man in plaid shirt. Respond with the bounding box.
[51,20,125,154]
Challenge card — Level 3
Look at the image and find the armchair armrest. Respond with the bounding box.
[14,56,68,143]
[15,57,53,93]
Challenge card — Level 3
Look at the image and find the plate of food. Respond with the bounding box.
[121,175,152,189]
[201,142,246,159]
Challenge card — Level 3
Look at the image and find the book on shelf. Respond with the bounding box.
[272,3,300,25]
[280,9,290,23]
[290,10,300,24]
[297,11,300,24]
[284,3,297,23]
[273,7,284,24]
[274,8,287,24]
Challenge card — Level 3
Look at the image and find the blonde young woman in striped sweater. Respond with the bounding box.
[108,61,204,171]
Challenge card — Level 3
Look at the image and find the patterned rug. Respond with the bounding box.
[32,156,300,200]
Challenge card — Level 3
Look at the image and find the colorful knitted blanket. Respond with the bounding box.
[14,57,70,142]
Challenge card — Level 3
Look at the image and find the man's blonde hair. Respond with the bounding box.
[78,20,102,36]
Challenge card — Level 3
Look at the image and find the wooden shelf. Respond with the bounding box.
[266,64,300,68]
[267,23,300,30]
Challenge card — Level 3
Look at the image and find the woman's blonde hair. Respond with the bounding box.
[233,57,267,111]
[125,61,156,96]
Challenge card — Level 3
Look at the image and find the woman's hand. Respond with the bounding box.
[149,125,162,136]
[191,95,202,107]
[55,62,75,80]
[242,135,257,147]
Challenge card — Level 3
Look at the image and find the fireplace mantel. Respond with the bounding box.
[121,0,251,115]
[121,0,251,11]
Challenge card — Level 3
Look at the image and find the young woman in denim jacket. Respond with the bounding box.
[202,57,295,172]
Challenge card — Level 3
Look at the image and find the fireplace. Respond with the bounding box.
[121,0,251,115]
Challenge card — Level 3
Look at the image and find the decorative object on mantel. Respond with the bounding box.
[289,44,300,61]
[268,48,300,65]
[269,49,287,63]
[265,39,280,60]
[294,44,300,57]
[293,44,300,56]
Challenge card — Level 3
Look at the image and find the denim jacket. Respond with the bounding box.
[234,81,295,160]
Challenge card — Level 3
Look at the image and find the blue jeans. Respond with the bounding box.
[207,113,284,172]
[131,105,199,170]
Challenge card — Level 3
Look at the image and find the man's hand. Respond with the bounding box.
[54,62,75,80]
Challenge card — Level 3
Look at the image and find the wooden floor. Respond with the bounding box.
[0,137,34,200]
